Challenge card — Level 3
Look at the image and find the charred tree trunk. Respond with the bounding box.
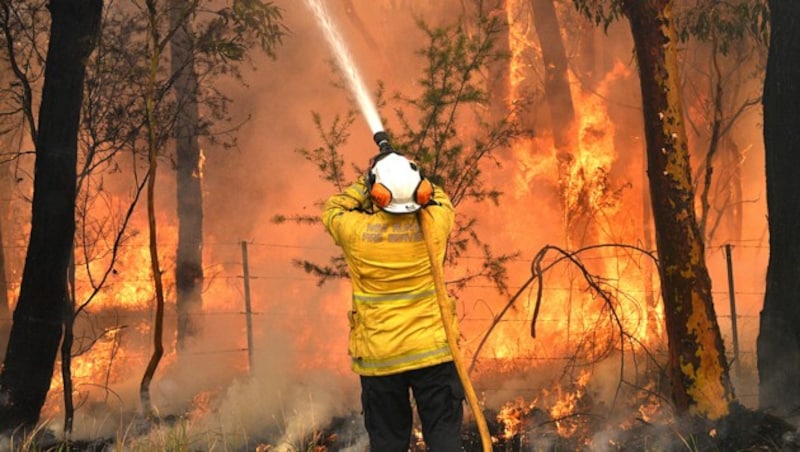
[0,0,102,432]
[758,0,800,417]
[531,0,575,152]
[531,0,588,247]
[169,0,204,350]
[622,0,735,420]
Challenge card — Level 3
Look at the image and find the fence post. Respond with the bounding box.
[724,244,740,377]
[241,240,254,372]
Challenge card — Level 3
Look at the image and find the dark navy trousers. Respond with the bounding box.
[360,361,465,451]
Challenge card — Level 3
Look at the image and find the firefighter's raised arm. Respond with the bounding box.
[322,177,370,241]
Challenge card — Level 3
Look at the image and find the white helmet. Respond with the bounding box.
[368,153,432,213]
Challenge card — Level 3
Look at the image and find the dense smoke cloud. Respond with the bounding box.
[24,0,768,447]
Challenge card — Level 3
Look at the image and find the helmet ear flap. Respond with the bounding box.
[368,166,393,209]
[370,182,393,209]
[414,178,433,206]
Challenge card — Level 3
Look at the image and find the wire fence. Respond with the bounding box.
[0,237,769,407]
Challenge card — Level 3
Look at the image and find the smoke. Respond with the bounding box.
[197,369,360,448]
[18,0,770,447]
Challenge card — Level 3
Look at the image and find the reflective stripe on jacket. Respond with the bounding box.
[322,179,457,376]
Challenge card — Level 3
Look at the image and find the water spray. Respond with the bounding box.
[303,0,384,135]
[305,1,491,449]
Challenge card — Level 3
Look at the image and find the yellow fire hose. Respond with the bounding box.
[417,209,492,452]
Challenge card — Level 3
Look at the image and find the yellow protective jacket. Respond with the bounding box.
[322,178,458,376]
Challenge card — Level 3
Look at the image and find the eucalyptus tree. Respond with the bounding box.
[573,0,735,420]
[0,0,103,432]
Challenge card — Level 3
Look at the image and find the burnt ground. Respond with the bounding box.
[455,403,800,452]
[241,405,800,452]
[15,403,800,451]
[308,403,800,451]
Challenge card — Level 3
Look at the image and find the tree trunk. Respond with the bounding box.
[758,0,800,417]
[170,0,204,350]
[622,0,735,420]
[530,0,575,152]
[531,0,589,248]
[0,0,103,432]
[140,0,166,419]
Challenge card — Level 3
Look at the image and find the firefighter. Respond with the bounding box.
[322,148,464,451]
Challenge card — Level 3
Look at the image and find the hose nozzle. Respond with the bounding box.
[373,131,393,154]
